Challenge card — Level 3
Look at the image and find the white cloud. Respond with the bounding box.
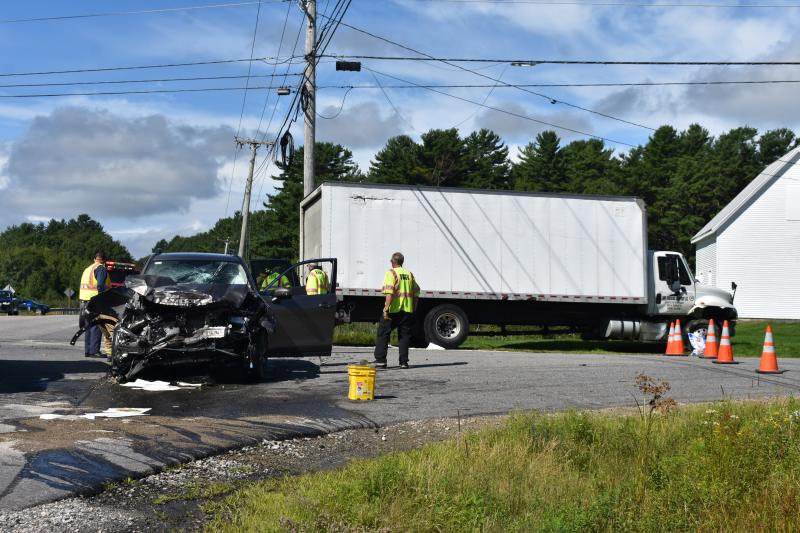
[3,107,234,220]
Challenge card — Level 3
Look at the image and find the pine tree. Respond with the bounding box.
[367,135,424,184]
[419,128,466,186]
[512,131,565,192]
[461,129,510,189]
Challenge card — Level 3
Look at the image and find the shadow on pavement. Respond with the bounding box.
[476,340,664,354]
[0,359,108,393]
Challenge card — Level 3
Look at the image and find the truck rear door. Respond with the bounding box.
[262,258,337,357]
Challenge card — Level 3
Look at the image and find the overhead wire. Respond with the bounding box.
[326,54,800,66]
[0,1,290,24]
[226,0,265,222]
[0,73,303,89]
[0,56,301,78]
[364,66,636,147]
[320,17,656,131]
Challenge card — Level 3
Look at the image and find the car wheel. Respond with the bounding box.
[423,304,469,349]
[245,332,268,382]
[110,327,133,381]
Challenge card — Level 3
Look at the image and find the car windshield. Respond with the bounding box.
[0,291,11,299]
[144,260,250,286]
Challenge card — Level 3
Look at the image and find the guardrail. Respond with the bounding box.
[50,308,80,315]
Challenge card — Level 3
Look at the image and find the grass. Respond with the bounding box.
[334,320,800,357]
[205,396,800,532]
[152,482,235,506]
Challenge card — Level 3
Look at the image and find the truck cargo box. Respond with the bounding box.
[301,183,648,305]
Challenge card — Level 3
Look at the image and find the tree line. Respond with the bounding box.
[0,214,132,304]
[158,123,798,266]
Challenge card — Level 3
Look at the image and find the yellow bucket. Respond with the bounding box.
[347,365,376,401]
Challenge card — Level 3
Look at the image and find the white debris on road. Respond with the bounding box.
[40,408,151,420]
[121,379,202,391]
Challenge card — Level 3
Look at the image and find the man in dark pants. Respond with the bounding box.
[372,252,420,369]
[78,250,110,357]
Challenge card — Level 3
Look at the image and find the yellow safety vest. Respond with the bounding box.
[382,266,419,313]
[306,268,330,295]
[261,272,291,290]
[79,262,111,301]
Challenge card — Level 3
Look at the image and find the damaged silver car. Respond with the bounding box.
[71,253,338,382]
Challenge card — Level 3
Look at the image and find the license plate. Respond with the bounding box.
[203,327,228,339]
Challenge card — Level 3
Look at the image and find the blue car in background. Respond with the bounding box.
[19,299,50,315]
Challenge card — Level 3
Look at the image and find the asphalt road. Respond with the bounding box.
[2,315,799,511]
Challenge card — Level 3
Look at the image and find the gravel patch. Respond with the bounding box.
[0,414,504,532]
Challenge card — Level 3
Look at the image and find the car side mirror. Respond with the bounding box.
[271,287,292,302]
[669,280,682,293]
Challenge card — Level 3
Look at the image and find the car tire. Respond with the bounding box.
[245,332,268,382]
[423,304,469,349]
[110,327,133,381]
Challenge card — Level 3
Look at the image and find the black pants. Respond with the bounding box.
[374,312,414,365]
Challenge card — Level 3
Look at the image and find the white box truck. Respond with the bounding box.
[299,183,738,348]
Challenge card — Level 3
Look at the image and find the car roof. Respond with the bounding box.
[149,252,242,262]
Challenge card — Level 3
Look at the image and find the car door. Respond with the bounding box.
[263,258,337,357]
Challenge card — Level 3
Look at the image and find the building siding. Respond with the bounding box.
[695,237,716,287]
[715,162,800,319]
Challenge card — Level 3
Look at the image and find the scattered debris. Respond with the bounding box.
[121,379,202,392]
[39,408,151,421]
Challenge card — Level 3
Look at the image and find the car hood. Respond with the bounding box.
[86,274,260,318]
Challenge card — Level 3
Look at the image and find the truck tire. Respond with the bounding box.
[424,304,469,349]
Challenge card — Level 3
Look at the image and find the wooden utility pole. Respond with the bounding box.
[236,137,273,258]
[303,0,316,197]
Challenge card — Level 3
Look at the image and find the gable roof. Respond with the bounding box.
[691,146,800,244]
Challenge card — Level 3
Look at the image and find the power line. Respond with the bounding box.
[0,73,303,89]
[327,54,800,66]
[316,78,800,88]
[229,0,266,221]
[406,0,800,7]
[0,56,300,78]
[0,1,290,25]
[322,18,655,130]
[0,85,293,98]
[365,66,635,147]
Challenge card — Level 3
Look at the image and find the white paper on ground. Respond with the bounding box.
[121,379,202,392]
[427,343,445,350]
[82,408,151,420]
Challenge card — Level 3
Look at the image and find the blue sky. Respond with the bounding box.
[1,0,799,257]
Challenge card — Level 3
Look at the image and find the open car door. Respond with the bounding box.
[261,258,337,357]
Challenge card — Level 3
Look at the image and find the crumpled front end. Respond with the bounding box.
[73,275,275,381]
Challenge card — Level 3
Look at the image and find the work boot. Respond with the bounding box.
[399,363,409,369]
[370,361,387,369]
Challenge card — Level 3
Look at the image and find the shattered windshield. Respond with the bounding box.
[144,260,250,286]
[0,291,11,299]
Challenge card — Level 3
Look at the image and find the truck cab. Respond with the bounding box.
[648,251,737,337]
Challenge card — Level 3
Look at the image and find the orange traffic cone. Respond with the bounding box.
[756,325,784,374]
[667,319,687,356]
[713,320,738,364]
[665,322,675,355]
[701,319,719,359]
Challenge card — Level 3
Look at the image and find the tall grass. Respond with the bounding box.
[207,398,800,532]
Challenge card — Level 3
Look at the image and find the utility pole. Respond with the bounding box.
[303,0,316,197]
[236,137,273,258]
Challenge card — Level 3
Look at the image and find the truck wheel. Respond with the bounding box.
[424,304,468,349]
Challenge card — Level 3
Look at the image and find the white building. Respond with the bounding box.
[692,147,800,319]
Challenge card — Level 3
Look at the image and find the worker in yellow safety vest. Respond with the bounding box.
[372,252,420,369]
[79,250,112,358]
[305,264,330,295]
[259,269,292,290]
